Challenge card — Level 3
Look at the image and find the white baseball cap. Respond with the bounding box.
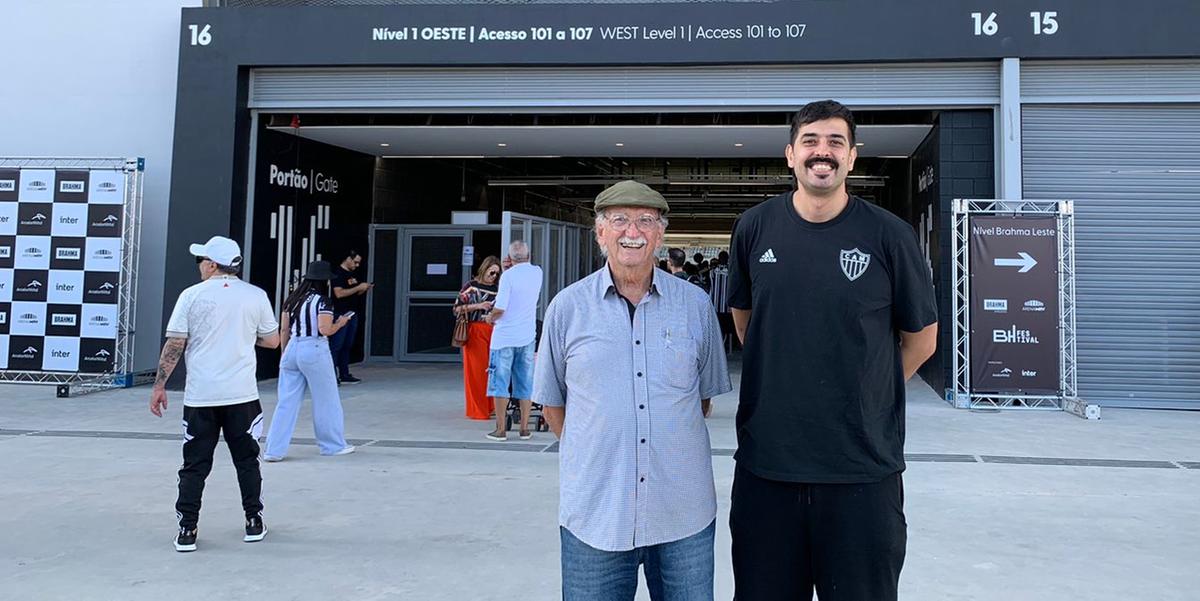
[189,235,243,267]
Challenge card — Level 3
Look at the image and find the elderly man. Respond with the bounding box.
[535,180,731,601]
[484,239,543,440]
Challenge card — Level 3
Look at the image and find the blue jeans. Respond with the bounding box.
[328,312,358,379]
[485,341,535,399]
[266,337,350,457]
[561,521,715,601]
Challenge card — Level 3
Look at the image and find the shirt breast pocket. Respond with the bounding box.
[663,336,699,390]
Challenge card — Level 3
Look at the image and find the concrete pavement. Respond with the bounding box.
[1,362,1197,600]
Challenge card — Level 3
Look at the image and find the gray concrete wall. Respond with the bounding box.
[0,0,201,373]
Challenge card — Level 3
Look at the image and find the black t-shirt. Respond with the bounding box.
[728,193,937,483]
[331,265,360,314]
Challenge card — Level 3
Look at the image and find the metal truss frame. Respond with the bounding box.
[0,157,144,396]
[949,199,1096,418]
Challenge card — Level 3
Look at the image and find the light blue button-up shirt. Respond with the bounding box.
[534,266,732,552]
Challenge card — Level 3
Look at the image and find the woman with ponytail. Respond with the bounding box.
[263,260,356,461]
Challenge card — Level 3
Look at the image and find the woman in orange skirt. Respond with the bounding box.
[454,256,501,420]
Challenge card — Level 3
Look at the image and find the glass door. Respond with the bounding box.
[502,211,594,319]
[397,228,472,362]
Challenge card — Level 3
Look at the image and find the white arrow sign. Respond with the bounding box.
[994,252,1038,273]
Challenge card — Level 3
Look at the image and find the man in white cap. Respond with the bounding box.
[150,235,280,552]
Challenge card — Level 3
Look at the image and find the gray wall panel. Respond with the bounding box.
[0,0,203,374]
[1023,105,1200,409]
[250,63,1000,110]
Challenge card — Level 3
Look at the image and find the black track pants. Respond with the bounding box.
[176,400,265,529]
[730,465,906,601]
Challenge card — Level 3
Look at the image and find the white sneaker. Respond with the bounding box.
[331,445,356,456]
[263,455,284,463]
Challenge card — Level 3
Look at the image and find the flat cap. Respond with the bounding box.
[594,180,669,214]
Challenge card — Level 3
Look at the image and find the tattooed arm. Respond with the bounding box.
[150,337,187,417]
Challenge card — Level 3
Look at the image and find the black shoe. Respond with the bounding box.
[340,375,362,384]
[244,516,267,543]
[174,527,197,552]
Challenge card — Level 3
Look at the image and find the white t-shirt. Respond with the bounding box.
[165,276,279,407]
[490,261,543,349]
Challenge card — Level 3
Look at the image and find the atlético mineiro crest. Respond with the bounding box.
[840,248,871,281]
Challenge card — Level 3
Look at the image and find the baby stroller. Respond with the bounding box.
[505,399,550,433]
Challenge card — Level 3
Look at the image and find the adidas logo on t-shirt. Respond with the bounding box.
[759,249,778,263]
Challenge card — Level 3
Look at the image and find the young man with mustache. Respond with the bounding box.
[726,100,938,600]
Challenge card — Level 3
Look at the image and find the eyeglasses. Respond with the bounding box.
[606,214,662,232]
[194,256,208,264]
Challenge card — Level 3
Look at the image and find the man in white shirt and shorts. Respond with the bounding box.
[484,240,543,441]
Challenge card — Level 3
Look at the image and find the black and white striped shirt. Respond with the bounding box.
[708,265,730,313]
[289,292,333,338]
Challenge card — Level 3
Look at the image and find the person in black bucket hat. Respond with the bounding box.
[263,260,357,463]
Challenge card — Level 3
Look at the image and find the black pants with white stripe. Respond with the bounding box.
[177,400,264,529]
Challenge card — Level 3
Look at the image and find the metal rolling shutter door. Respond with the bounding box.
[1023,105,1200,409]
[249,63,999,110]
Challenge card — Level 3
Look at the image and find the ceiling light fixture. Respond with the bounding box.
[497,143,507,147]
[734,143,744,148]
[855,142,865,146]
[380,143,390,147]
[615,143,625,147]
